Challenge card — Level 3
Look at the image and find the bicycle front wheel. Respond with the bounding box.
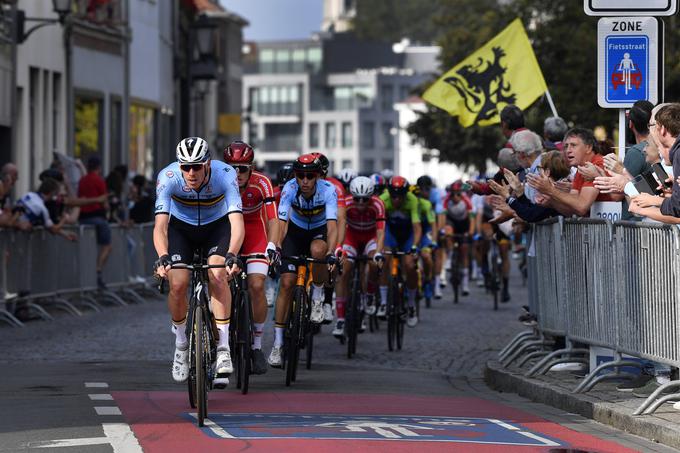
[285,287,304,386]
[386,280,397,351]
[396,282,405,351]
[239,289,252,395]
[195,308,207,426]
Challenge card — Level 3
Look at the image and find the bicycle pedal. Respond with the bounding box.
[213,377,229,389]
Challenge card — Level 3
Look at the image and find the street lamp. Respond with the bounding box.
[15,0,73,43]
[194,15,216,59]
[187,13,218,137]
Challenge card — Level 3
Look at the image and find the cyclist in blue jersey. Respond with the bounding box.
[267,154,338,367]
[417,175,447,299]
[153,137,245,385]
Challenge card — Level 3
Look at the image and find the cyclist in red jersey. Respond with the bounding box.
[310,152,347,323]
[224,141,279,375]
[333,176,385,337]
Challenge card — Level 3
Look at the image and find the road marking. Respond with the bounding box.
[488,419,560,447]
[85,382,109,388]
[32,423,143,452]
[89,394,114,401]
[188,413,235,438]
[95,406,122,416]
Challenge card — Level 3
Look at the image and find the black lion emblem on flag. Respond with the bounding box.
[444,46,517,124]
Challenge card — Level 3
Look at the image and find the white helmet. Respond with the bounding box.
[176,137,210,164]
[349,176,374,198]
[380,168,394,179]
[337,168,357,186]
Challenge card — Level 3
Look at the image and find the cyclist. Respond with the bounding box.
[274,162,294,206]
[370,173,386,197]
[154,137,244,384]
[337,168,358,193]
[411,184,437,303]
[443,181,473,296]
[311,152,347,323]
[416,175,445,298]
[379,176,421,327]
[334,176,386,337]
[223,141,279,375]
[267,154,339,367]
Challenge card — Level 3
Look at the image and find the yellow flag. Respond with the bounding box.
[423,18,547,128]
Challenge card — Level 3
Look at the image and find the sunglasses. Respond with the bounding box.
[295,172,317,181]
[354,196,370,203]
[180,163,205,172]
[233,165,251,173]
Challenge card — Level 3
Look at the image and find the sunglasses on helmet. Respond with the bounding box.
[233,165,252,173]
[180,163,206,172]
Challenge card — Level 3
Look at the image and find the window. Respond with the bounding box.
[325,122,336,148]
[361,121,375,148]
[382,158,393,171]
[260,49,274,73]
[74,95,103,160]
[341,122,352,148]
[381,122,394,149]
[341,159,352,169]
[309,122,319,148]
[292,49,306,72]
[52,73,61,147]
[252,85,300,115]
[275,49,291,72]
[380,84,393,111]
[362,158,374,173]
[307,47,322,73]
[129,104,156,180]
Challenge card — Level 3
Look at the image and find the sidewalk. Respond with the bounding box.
[486,358,680,450]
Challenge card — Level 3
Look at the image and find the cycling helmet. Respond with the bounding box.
[380,168,394,180]
[176,137,210,164]
[450,180,464,193]
[337,168,357,186]
[370,173,385,193]
[277,162,295,185]
[416,175,433,188]
[349,176,375,198]
[223,140,254,164]
[293,154,322,173]
[310,152,330,175]
[387,175,409,197]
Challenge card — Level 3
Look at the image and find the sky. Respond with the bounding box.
[221,0,324,41]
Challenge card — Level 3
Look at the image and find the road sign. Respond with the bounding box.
[598,17,658,108]
[584,0,677,16]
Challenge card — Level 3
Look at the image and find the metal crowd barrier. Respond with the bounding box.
[0,222,158,327]
[499,218,680,415]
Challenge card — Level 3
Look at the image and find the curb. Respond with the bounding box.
[485,360,680,450]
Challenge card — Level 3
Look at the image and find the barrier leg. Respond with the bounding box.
[37,297,83,317]
[498,329,535,358]
[69,294,102,313]
[517,350,551,368]
[499,334,541,363]
[121,288,146,305]
[634,380,680,416]
[23,301,54,321]
[526,348,590,377]
[501,339,553,368]
[573,360,644,393]
[0,309,24,327]
[96,290,128,306]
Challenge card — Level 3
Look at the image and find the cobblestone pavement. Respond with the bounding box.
[1,263,527,375]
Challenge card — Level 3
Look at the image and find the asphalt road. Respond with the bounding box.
[0,265,676,452]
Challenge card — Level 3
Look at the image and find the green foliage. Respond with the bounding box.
[352,0,442,44]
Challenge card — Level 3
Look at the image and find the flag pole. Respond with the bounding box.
[545,89,559,117]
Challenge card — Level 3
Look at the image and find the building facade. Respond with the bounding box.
[242,32,439,176]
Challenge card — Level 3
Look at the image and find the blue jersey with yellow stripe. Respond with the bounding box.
[155,160,242,226]
[278,178,338,230]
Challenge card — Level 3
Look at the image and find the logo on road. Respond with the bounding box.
[192,413,562,446]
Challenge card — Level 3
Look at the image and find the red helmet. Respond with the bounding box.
[223,140,254,164]
[387,175,409,197]
[450,181,464,192]
[293,154,322,173]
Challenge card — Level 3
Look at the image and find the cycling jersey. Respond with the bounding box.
[278,178,338,230]
[443,193,472,223]
[17,192,53,227]
[417,197,435,234]
[325,176,347,209]
[240,171,277,274]
[380,192,420,250]
[346,195,386,233]
[155,160,242,226]
[428,187,445,215]
[273,185,282,207]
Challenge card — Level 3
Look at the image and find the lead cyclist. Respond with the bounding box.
[154,137,245,385]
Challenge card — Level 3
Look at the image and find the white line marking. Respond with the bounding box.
[488,418,519,430]
[88,394,114,401]
[517,430,561,447]
[188,413,235,438]
[32,423,143,452]
[84,382,109,388]
[95,406,122,416]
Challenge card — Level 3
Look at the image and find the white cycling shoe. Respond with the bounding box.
[215,348,233,375]
[268,345,283,368]
[310,300,324,324]
[172,345,189,383]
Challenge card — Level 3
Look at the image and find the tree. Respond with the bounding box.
[352,0,442,44]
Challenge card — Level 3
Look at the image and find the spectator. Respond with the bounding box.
[78,156,112,289]
[500,104,527,149]
[527,127,615,217]
[629,103,680,222]
[594,138,615,156]
[14,178,76,241]
[106,169,124,223]
[0,162,19,227]
[543,116,568,151]
[509,129,544,203]
[128,175,154,224]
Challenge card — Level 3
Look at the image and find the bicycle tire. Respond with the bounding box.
[305,322,314,370]
[396,280,404,351]
[386,279,396,352]
[450,248,460,304]
[347,270,360,359]
[195,308,207,427]
[187,309,197,409]
[231,289,243,391]
[239,289,252,395]
[285,287,304,386]
[492,256,500,311]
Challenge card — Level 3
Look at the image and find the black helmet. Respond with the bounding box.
[293,154,322,173]
[310,152,330,175]
[277,162,294,186]
[416,175,433,189]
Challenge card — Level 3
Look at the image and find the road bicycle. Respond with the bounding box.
[345,255,370,359]
[384,251,407,351]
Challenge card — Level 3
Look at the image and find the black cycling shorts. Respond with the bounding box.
[447,217,470,236]
[167,215,231,264]
[279,222,327,274]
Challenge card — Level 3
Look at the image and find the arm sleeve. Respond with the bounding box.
[509,196,557,223]
[325,186,338,221]
[334,186,346,209]
[374,197,386,230]
[425,201,436,224]
[224,167,243,214]
[260,175,278,221]
[277,183,293,222]
[660,159,680,217]
[155,172,171,215]
[408,195,420,224]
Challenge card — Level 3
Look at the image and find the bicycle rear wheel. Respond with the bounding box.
[386,280,397,351]
[396,281,405,351]
[347,276,360,359]
[450,248,460,304]
[239,290,252,395]
[305,321,314,370]
[285,287,304,386]
[195,308,207,426]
